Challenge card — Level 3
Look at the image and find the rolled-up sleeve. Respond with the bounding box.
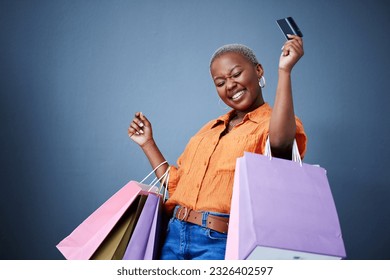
[167,152,184,197]
[295,116,307,159]
[167,165,179,197]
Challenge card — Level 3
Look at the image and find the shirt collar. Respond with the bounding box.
[211,103,270,128]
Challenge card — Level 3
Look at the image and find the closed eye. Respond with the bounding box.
[216,81,225,87]
[232,71,242,78]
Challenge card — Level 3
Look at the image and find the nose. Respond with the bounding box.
[225,77,237,91]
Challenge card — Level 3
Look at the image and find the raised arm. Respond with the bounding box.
[128,112,169,179]
[269,34,304,159]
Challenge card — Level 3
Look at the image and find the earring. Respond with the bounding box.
[259,76,266,88]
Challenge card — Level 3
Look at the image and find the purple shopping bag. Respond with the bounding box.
[56,181,151,260]
[123,193,160,260]
[144,195,163,260]
[226,152,346,260]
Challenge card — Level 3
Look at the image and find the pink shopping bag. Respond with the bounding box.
[224,155,241,260]
[225,152,346,260]
[56,181,150,260]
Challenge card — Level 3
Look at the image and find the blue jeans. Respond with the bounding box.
[160,206,229,260]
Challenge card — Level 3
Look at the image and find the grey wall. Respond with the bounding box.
[1,0,389,260]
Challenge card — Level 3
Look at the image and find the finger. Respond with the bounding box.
[289,38,303,51]
[282,46,301,58]
[139,112,151,128]
[133,113,145,128]
[287,34,301,40]
[282,40,293,56]
[284,37,301,49]
[289,43,304,57]
[287,34,303,48]
[282,40,303,57]
[127,127,139,137]
[129,121,144,134]
[282,44,291,56]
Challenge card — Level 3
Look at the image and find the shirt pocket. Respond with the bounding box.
[217,134,260,172]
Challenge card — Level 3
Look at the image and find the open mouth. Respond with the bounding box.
[231,90,245,101]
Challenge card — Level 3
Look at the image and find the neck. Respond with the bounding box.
[235,96,265,119]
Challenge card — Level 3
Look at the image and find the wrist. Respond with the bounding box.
[278,68,292,75]
[141,138,156,150]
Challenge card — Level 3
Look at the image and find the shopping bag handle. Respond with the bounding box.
[140,161,168,184]
[264,137,302,166]
[139,161,170,201]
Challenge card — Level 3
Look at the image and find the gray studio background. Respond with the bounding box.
[1,0,389,260]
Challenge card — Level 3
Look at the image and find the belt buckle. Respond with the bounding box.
[177,206,188,221]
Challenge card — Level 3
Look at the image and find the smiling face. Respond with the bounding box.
[210,52,264,114]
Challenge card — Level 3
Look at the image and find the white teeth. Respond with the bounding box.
[232,90,245,100]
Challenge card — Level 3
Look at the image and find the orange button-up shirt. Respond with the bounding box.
[166,103,307,214]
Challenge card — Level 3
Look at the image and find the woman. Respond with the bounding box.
[128,35,307,259]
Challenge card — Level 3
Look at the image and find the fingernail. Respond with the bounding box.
[139,122,144,127]
[140,129,144,134]
[136,132,140,135]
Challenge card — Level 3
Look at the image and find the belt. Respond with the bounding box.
[174,206,229,234]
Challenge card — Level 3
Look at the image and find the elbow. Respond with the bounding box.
[269,134,295,160]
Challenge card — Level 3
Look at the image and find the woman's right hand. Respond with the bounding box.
[128,112,154,147]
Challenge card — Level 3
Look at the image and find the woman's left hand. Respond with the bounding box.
[279,34,304,73]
